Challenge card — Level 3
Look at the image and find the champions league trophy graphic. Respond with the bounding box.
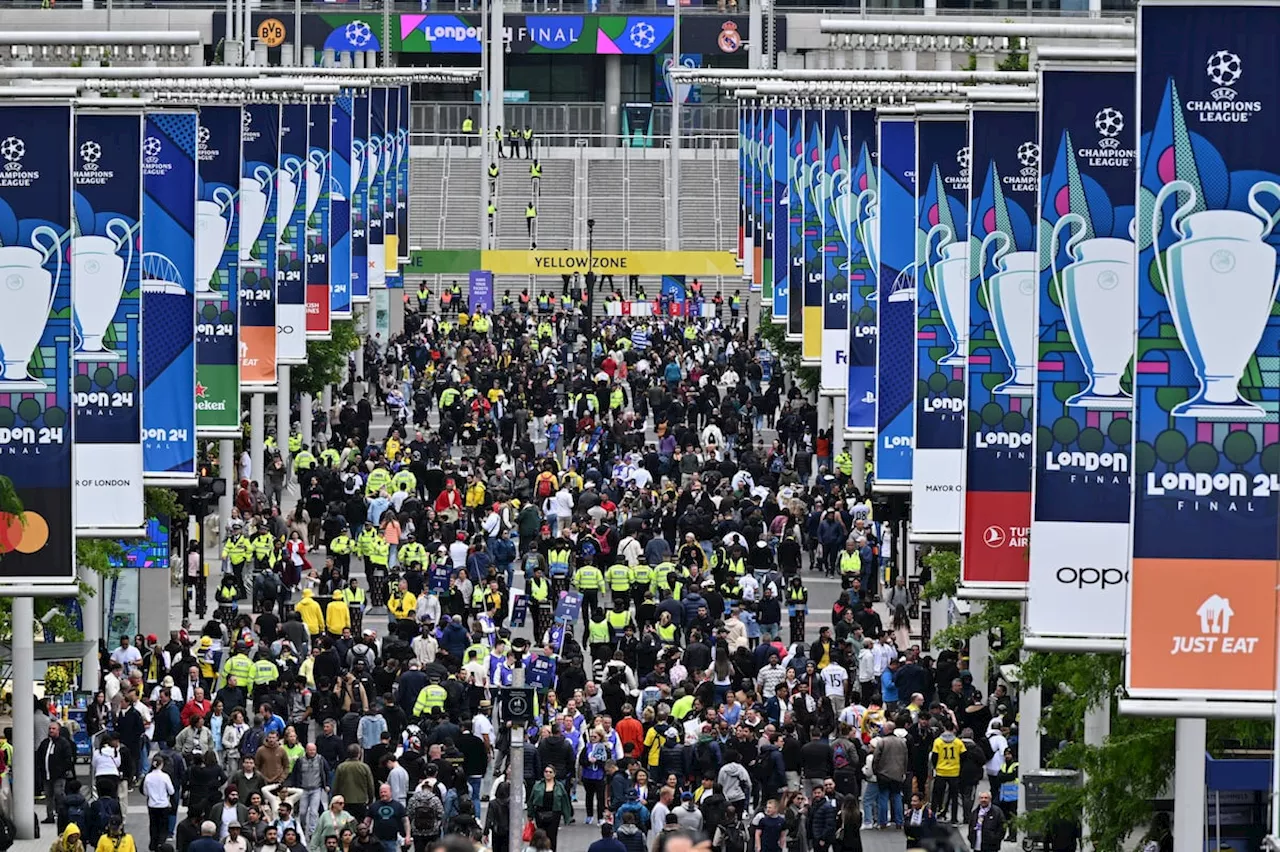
[856,189,879,301]
[196,186,234,293]
[305,150,326,236]
[73,217,134,359]
[239,164,273,267]
[367,136,382,193]
[980,230,1036,396]
[1151,177,1280,420]
[0,225,63,390]
[1052,213,1136,409]
[350,137,365,198]
[277,157,303,247]
[926,222,969,366]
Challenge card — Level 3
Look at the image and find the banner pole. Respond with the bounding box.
[1173,718,1207,852]
[12,598,34,840]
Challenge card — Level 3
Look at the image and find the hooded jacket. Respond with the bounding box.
[294,591,325,635]
[52,824,85,852]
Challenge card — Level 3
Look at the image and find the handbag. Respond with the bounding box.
[521,820,535,843]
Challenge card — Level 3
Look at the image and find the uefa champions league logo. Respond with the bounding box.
[1017,141,1040,176]
[75,140,112,184]
[345,20,373,49]
[1078,107,1134,167]
[79,140,102,171]
[1188,49,1260,122]
[628,21,656,50]
[1095,107,1124,141]
[242,107,261,143]
[1,136,25,172]
[143,136,162,162]
[956,146,970,176]
[197,124,219,162]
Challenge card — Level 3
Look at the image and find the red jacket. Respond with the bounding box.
[616,716,644,760]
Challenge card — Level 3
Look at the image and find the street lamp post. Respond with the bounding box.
[585,217,596,362]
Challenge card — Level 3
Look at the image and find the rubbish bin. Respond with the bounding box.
[1021,769,1082,851]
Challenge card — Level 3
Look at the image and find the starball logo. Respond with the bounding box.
[197,124,220,163]
[0,135,38,187]
[242,108,262,143]
[1002,142,1039,193]
[1186,50,1262,122]
[74,140,114,186]
[1077,107,1135,168]
[143,135,172,177]
[945,147,969,190]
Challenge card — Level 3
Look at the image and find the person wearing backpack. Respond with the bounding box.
[829,727,861,799]
[56,778,89,835]
[712,804,748,852]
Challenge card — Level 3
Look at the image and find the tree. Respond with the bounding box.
[291,320,361,397]
[758,308,820,393]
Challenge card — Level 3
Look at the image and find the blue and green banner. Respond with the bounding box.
[384,86,401,289]
[751,105,764,292]
[277,102,308,365]
[351,91,370,304]
[761,106,773,302]
[73,110,145,533]
[873,115,917,493]
[142,110,198,485]
[771,106,789,324]
[845,109,878,437]
[820,109,848,396]
[1027,66,1136,642]
[368,86,387,290]
[239,102,279,388]
[961,108,1038,589]
[0,104,75,581]
[741,103,753,284]
[306,102,333,340]
[194,105,241,436]
[911,115,970,540]
[801,108,823,362]
[331,94,353,319]
[397,85,410,265]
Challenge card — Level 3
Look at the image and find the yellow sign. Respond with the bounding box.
[257,18,287,47]
[482,249,738,277]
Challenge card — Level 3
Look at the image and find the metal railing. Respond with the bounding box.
[8,0,1134,13]
[410,101,738,147]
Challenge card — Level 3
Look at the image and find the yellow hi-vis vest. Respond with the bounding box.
[574,565,603,591]
[840,552,861,575]
[607,609,630,635]
[656,623,678,644]
[588,620,610,644]
[530,577,550,601]
[606,564,632,592]
[414,683,448,716]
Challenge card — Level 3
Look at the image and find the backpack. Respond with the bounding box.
[595,531,612,556]
[832,740,851,771]
[720,823,747,852]
[412,793,442,836]
[62,797,87,831]
[239,725,265,758]
[695,741,716,773]
[536,473,554,499]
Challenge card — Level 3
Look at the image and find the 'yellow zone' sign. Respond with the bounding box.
[484,250,739,277]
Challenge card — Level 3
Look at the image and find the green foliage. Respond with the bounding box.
[758,309,820,393]
[291,320,360,397]
[145,487,186,524]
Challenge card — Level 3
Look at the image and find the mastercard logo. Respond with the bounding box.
[0,512,50,555]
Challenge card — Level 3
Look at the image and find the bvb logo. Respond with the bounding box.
[0,512,51,555]
[257,18,287,48]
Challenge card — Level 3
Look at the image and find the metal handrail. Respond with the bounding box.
[8,0,1135,12]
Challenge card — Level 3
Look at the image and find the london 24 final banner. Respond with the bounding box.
[384,88,401,290]
[351,91,370,304]
[1027,67,1135,643]
[960,108,1038,589]
[0,103,75,582]
[73,111,145,533]
[801,108,823,364]
[819,109,849,397]
[277,102,309,365]
[142,110,198,486]
[1128,1,1280,700]
[911,115,970,540]
[240,103,280,389]
[761,107,774,303]
[846,110,878,437]
[306,102,333,341]
[195,106,241,438]
[771,106,789,323]
[368,87,387,290]
[741,104,754,288]
[787,107,803,340]
[752,106,765,294]
[873,115,917,493]
[331,95,353,320]
[397,85,411,267]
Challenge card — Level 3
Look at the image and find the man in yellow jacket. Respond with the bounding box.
[294,589,325,636]
[325,595,351,637]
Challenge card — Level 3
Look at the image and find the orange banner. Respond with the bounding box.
[1128,558,1278,697]
[239,325,277,386]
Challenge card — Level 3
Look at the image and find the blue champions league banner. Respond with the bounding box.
[771,106,789,323]
[787,107,803,340]
[0,104,75,581]
[351,92,370,304]
[1127,3,1280,699]
[398,86,410,265]
[738,104,747,268]
[800,109,823,363]
[384,88,401,290]
[961,109,1038,589]
[277,103,309,365]
[911,116,970,540]
[141,110,198,485]
[194,106,241,437]
[752,106,765,293]
[368,87,387,290]
[239,103,280,389]
[846,110,878,437]
[331,95,353,320]
[73,111,145,533]
[761,107,773,303]
[1027,67,1136,642]
[820,109,849,396]
[306,103,333,341]
[873,115,918,493]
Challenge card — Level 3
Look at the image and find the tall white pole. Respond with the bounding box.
[748,0,762,70]
[81,566,102,693]
[13,598,35,839]
[300,392,314,448]
[277,365,292,477]
[250,392,265,491]
[1017,641,1041,822]
[219,438,235,535]
[507,668,526,852]
[1080,702,1111,849]
[1174,718,1207,852]
[667,0,682,251]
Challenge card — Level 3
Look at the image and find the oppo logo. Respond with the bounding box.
[1056,567,1128,589]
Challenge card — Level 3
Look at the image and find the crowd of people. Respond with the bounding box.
[30,296,1030,852]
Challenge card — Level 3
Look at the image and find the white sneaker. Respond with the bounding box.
[860,823,873,830]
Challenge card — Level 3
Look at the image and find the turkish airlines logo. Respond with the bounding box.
[981,525,1027,548]
[983,526,1005,547]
